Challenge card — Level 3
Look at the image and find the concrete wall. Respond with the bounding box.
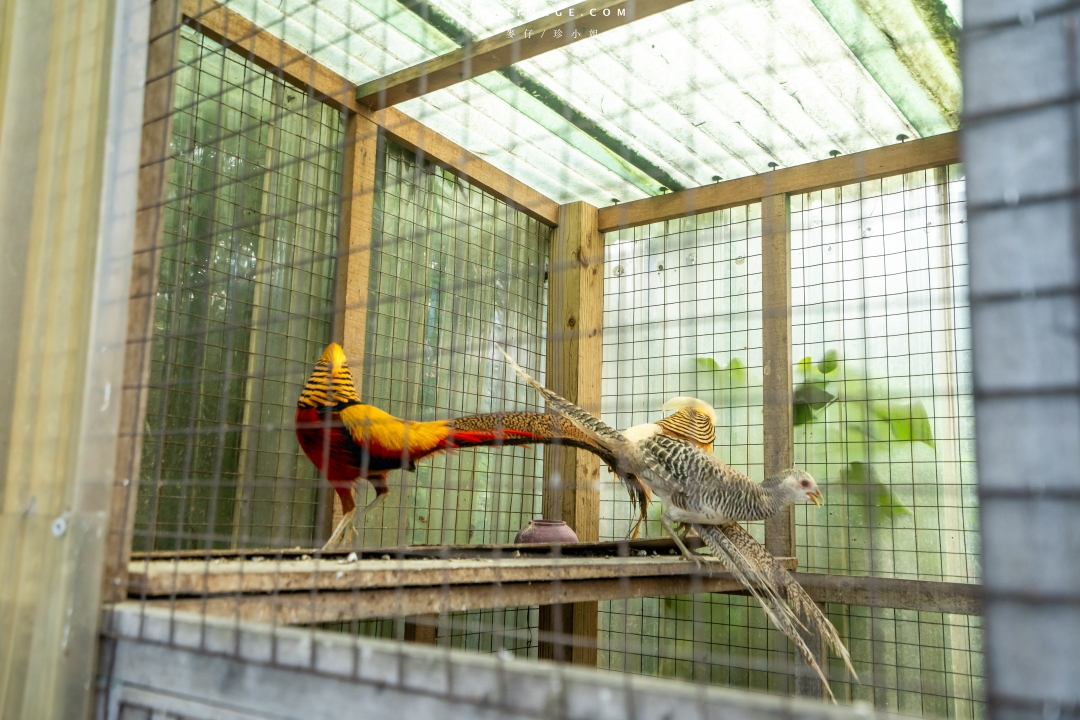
[964,4,1080,719]
[97,605,898,720]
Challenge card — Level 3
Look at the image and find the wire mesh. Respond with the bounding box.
[600,206,764,540]
[134,24,343,552]
[97,3,985,719]
[790,165,977,584]
[355,138,550,549]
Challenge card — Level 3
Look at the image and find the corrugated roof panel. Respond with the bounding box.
[220,0,960,206]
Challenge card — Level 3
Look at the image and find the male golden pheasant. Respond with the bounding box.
[296,343,611,548]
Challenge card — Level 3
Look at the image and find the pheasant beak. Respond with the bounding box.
[808,489,824,507]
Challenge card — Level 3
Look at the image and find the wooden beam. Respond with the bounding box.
[356,0,693,110]
[322,111,381,541]
[792,573,982,616]
[137,574,749,625]
[597,132,961,232]
[541,201,604,666]
[180,0,559,226]
[543,201,603,539]
[129,554,763,597]
[105,0,183,603]
[130,572,980,625]
[761,194,795,559]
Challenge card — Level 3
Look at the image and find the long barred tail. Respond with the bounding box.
[495,345,631,453]
[695,523,837,703]
[448,412,616,465]
[718,522,859,685]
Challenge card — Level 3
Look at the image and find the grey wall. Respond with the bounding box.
[964,3,1080,719]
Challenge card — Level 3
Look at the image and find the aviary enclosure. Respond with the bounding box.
[17,0,993,716]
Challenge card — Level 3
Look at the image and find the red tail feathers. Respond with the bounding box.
[446,429,540,447]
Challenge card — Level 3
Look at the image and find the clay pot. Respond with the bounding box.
[514,519,579,544]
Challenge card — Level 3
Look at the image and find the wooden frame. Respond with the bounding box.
[180,0,559,227]
[356,0,693,110]
[105,0,184,603]
[111,0,979,664]
[597,132,961,232]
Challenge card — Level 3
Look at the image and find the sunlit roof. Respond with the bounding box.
[224,0,961,206]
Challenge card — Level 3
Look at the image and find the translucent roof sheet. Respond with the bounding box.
[224,0,961,206]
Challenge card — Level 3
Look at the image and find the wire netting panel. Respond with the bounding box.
[790,165,977,583]
[316,608,539,658]
[600,595,984,718]
[600,205,764,540]
[134,25,343,551]
[437,607,540,658]
[356,139,551,548]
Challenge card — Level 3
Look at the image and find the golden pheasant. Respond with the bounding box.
[296,343,612,548]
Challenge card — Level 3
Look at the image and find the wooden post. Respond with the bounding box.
[539,201,603,665]
[761,193,826,698]
[761,193,794,558]
[104,0,183,601]
[322,110,380,542]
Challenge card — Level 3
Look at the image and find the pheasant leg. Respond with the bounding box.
[348,489,389,547]
[322,508,357,550]
[661,514,706,570]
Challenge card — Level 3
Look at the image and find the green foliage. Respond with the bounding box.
[793,350,936,520]
[696,349,937,521]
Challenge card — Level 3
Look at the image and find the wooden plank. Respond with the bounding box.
[140,574,751,625]
[597,133,961,232]
[129,554,776,597]
[104,0,183,604]
[131,535,712,560]
[541,201,603,666]
[180,0,559,226]
[132,572,980,625]
[356,0,693,110]
[793,573,982,616]
[761,194,795,559]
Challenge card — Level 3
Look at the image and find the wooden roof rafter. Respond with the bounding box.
[179,0,561,226]
[355,0,695,110]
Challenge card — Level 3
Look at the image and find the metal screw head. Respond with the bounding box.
[611,198,619,204]
[767,161,778,170]
[711,175,721,182]
[829,150,840,157]
[659,187,669,194]
[51,516,67,538]
[896,133,909,142]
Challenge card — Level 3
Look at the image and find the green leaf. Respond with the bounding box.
[817,349,839,375]
[696,356,747,393]
[838,461,911,522]
[873,402,935,448]
[696,357,722,374]
[792,382,836,426]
